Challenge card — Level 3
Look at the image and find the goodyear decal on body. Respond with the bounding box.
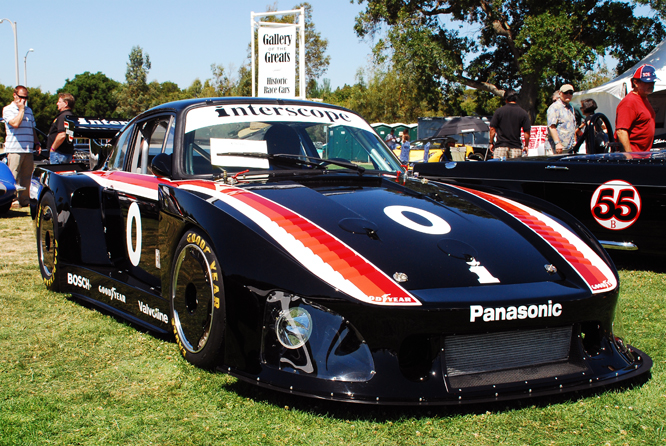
[180,183,421,306]
[450,185,617,294]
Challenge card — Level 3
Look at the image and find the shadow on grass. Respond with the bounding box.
[221,372,652,421]
[66,293,174,343]
[1,207,31,219]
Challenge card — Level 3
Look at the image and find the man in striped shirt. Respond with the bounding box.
[3,85,41,207]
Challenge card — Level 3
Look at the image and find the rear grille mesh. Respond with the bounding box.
[445,326,573,377]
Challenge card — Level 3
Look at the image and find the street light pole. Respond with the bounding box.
[0,18,19,86]
[24,48,33,87]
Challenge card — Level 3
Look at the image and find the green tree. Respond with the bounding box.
[354,0,665,118]
[59,72,121,117]
[578,64,613,91]
[114,46,153,118]
[147,80,185,108]
[324,66,445,123]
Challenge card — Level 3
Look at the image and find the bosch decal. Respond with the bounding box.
[591,180,641,230]
[470,301,562,322]
[67,273,91,291]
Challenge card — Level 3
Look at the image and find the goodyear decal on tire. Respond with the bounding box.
[180,183,421,306]
[184,232,220,308]
[44,240,58,288]
[450,185,617,294]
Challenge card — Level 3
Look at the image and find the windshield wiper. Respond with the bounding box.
[215,152,366,175]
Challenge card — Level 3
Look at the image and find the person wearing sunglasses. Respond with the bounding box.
[2,85,41,207]
[615,64,658,152]
[546,84,582,155]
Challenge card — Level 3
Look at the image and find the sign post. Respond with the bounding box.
[251,8,305,99]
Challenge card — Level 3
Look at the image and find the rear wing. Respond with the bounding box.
[63,117,129,169]
[64,116,129,139]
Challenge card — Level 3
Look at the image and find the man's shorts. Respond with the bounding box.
[493,147,522,159]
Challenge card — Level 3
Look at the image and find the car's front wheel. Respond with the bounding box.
[37,192,61,291]
[170,229,226,369]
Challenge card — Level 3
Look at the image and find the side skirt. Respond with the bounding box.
[58,263,171,335]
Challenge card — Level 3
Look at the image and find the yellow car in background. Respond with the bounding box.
[393,138,476,166]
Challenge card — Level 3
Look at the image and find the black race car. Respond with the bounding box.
[31,98,650,405]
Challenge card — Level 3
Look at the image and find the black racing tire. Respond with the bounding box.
[170,229,225,369]
[0,202,10,214]
[36,192,61,291]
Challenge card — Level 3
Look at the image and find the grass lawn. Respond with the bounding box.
[0,207,664,446]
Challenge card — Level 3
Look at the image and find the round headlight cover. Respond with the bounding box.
[276,307,313,349]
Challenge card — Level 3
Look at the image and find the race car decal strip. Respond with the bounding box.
[82,171,172,201]
[181,183,421,306]
[451,185,617,294]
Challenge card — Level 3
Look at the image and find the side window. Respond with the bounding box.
[108,124,135,171]
[163,117,175,156]
[129,116,173,174]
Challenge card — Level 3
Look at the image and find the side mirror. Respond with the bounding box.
[151,153,173,178]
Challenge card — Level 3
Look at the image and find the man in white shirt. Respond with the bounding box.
[3,85,40,207]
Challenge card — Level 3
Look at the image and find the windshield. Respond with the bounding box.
[182,103,402,176]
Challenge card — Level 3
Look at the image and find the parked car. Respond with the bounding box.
[31,98,650,405]
[392,137,482,166]
[0,154,17,213]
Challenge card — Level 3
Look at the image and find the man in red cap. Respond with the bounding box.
[615,64,658,152]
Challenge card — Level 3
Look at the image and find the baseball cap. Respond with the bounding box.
[632,64,659,82]
[559,84,574,93]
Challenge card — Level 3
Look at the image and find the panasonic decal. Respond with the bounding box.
[470,301,562,322]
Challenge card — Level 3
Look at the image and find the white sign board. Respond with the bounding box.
[257,26,296,98]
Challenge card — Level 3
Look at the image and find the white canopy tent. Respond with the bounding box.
[574,40,666,130]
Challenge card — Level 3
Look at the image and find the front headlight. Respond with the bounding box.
[261,291,375,382]
[275,307,313,349]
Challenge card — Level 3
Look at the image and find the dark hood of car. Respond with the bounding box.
[229,175,615,300]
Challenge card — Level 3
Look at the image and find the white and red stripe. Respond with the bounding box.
[450,185,617,294]
[83,171,172,201]
[181,183,421,306]
[82,172,419,306]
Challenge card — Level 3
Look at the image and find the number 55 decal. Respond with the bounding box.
[590,180,641,230]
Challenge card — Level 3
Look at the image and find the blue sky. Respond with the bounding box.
[0,1,374,94]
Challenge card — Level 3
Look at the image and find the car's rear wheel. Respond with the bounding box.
[0,201,10,214]
[171,229,225,369]
[37,192,61,291]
